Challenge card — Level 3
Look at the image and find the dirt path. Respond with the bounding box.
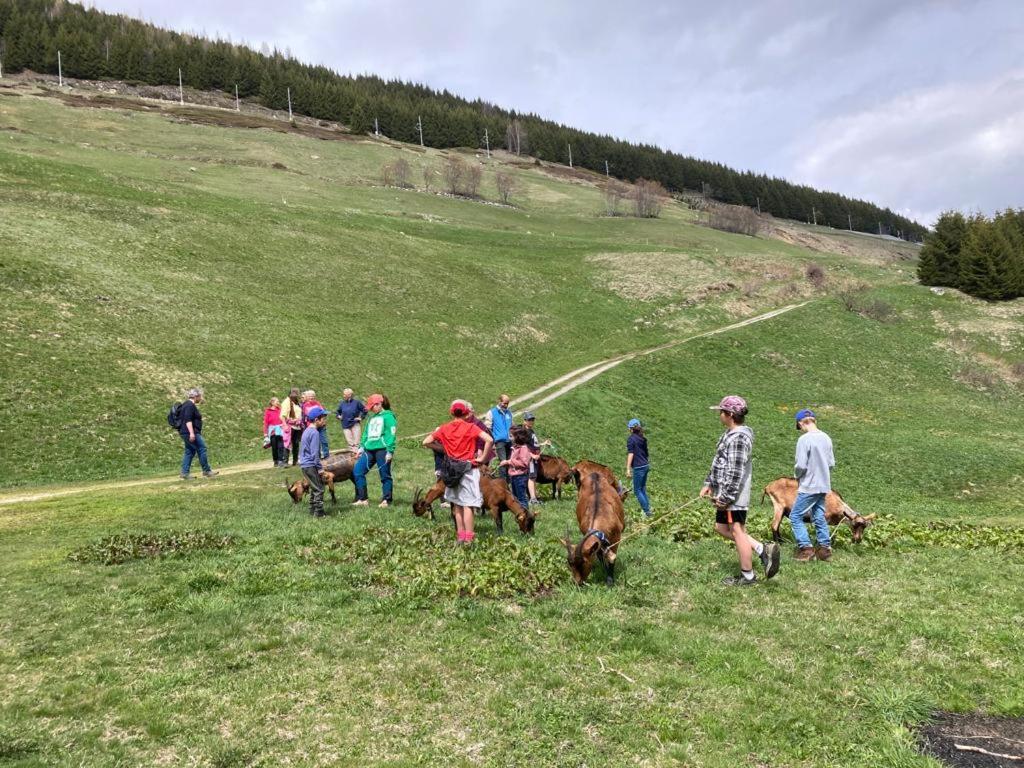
[0,302,809,508]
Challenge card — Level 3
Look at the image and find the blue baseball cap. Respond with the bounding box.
[307,406,328,420]
[795,409,815,429]
[627,418,642,428]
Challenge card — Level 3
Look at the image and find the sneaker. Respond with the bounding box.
[378,500,390,509]
[203,470,219,478]
[179,474,191,481]
[814,546,833,562]
[351,499,369,507]
[440,501,451,509]
[794,547,814,562]
[760,542,781,579]
[722,574,758,587]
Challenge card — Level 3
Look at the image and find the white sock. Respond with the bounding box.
[741,569,755,581]
[752,540,764,556]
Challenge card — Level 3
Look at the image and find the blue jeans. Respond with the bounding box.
[354,448,393,502]
[632,464,651,516]
[318,426,330,459]
[180,433,211,475]
[510,474,530,510]
[790,492,831,548]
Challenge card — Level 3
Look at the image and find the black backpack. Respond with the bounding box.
[440,454,473,488]
[167,402,184,430]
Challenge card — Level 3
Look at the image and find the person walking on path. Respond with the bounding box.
[299,406,328,518]
[790,409,836,561]
[335,389,367,452]
[263,397,287,467]
[281,388,304,466]
[500,425,533,511]
[178,387,218,479]
[700,395,779,586]
[488,395,514,480]
[353,394,397,508]
[301,390,330,459]
[520,411,551,506]
[626,419,651,518]
[423,400,494,545]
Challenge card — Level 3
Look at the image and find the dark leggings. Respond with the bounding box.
[290,429,302,464]
[270,434,285,465]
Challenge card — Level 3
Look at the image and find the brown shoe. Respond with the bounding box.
[814,546,833,561]
[794,547,815,562]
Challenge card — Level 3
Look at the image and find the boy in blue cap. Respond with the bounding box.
[299,406,329,518]
[792,409,835,561]
[626,418,651,517]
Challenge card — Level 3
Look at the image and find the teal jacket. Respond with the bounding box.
[361,409,397,453]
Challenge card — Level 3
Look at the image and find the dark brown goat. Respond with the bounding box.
[762,477,875,543]
[560,472,625,586]
[412,475,535,534]
[535,454,574,499]
[285,451,358,505]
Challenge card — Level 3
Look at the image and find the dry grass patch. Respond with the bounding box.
[586,252,724,302]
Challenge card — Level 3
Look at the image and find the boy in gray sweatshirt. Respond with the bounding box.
[791,408,836,561]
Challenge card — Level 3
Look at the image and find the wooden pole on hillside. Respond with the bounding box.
[235,84,239,111]
[848,213,852,231]
[58,51,63,87]
[568,143,573,168]
[287,88,293,120]
[0,59,4,79]
[604,160,609,178]
[417,115,424,147]
[812,206,817,226]
[178,68,183,105]
[484,128,490,158]
[756,196,761,214]
[878,221,882,235]
[374,117,379,136]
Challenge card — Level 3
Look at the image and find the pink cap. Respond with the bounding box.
[711,395,747,415]
[365,394,384,410]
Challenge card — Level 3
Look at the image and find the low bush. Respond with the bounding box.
[839,289,897,322]
[69,531,235,565]
[805,262,827,290]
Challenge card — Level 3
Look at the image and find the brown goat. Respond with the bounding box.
[762,477,875,543]
[412,476,535,534]
[285,451,359,505]
[570,460,627,499]
[535,454,574,499]
[560,472,625,586]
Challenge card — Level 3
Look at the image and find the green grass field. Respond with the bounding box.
[2,81,1023,767]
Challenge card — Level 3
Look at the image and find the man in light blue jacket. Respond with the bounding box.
[488,394,513,480]
[791,408,836,561]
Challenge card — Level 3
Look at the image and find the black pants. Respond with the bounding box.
[302,466,325,516]
[270,434,285,465]
[494,440,511,480]
[290,429,302,465]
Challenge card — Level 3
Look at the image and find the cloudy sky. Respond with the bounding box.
[94,0,1023,226]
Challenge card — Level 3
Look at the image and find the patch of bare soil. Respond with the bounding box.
[537,160,603,186]
[920,711,1024,767]
[767,221,919,264]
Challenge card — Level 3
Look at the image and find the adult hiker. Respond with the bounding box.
[263,396,287,467]
[335,388,367,452]
[422,400,494,544]
[700,395,779,586]
[281,387,304,466]
[520,411,551,505]
[488,394,514,480]
[299,405,329,518]
[791,408,836,561]
[626,418,651,518]
[301,390,330,460]
[178,388,218,479]
[467,403,495,468]
[353,394,397,508]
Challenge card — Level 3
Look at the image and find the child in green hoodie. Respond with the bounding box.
[353,393,397,508]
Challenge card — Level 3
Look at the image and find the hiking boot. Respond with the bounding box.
[794,547,814,562]
[814,546,833,562]
[203,470,219,478]
[760,542,781,579]
[722,574,758,587]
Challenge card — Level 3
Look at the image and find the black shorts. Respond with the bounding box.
[715,508,747,526]
[528,459,538,479]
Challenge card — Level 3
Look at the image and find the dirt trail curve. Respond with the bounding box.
[0,302,809,508]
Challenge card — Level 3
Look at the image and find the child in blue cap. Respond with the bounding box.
[626,418,651,517]
[299,406,329,518]
[792,408,835,560]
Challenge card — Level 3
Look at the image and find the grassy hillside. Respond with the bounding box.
[2,79,1024,767]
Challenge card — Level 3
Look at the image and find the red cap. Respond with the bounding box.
[365,394,384,410]
[450,399,470,416]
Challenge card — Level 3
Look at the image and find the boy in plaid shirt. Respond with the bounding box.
[701,395,780,586]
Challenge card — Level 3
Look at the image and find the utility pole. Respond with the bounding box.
[287,87,292,120]
[374,117,379,136]
[105,39,110,63]
[0,59,4,79]
[484,128,490,158]
[878,221,883,236]
[417,115,424,147]
[234,84,239,112]
[58,51,63,87]
[811,206,817,226]
[756,196,761,214]
[604,160,610,178]
[848,213,852,231]
[567,143,572,168]
[178,68,183,104]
